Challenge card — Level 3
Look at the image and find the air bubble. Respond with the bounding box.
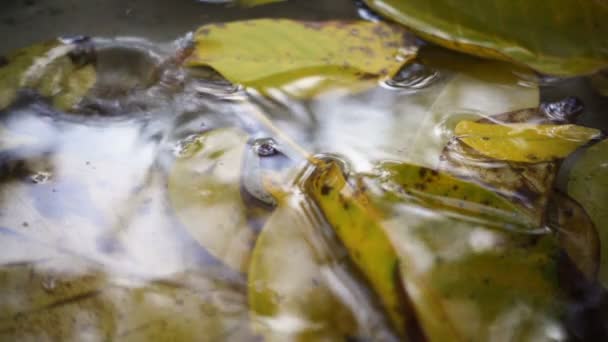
[540,96,584,122]
[30,171,52,184]
[252,138,278,157]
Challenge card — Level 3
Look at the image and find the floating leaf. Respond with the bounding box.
[363,0,608,76]
[373,162,537,229]
[304,161,418,338]
[568,139,608,286]
[454,120,601,163]
[0,40,96,111]
[168,128,256,273]
[185,19,416,97]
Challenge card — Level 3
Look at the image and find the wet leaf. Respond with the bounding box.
[373,162,537,229]
[567,139,608,286]
[370,195,566,341]
[547,192,600,280]
[168,128,256,273]
[240,0,284,6]
[0,40,96,111]
[248,193,361,341]
[454,120,602,163]
[363,0,608,76]
[304,161,416,338]
[186,19,416,97]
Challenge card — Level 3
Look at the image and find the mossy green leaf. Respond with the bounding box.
[363,0,608,76]
[186,19,417,97]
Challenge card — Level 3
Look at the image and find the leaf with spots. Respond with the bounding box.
[372,162,537,230]
[454,120,601,163]
[567,139,608,287]
[363,0,608,76]
[304,161,419,339]
[185,19,417,98]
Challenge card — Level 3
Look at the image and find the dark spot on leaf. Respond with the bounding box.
[481,136,490,141]
[452,185,459,190]
[526,154,539,161]
[321,185,333,196]
[418,168,427,178]
[0,56,8,68]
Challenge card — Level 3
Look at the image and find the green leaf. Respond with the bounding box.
[454,120,601,163]
[363,0,608,76]
[568,139,608,286]
[0,40,96,111]
[185,19,417,97]
[373,162,537,229]
[168,128,257,273]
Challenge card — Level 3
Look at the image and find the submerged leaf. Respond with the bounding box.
[186,19,416,97]
[0,40,96,111]
[373,162,537,229]
[248,194,361,341]
[304,161,417,338]
[547,192,600,281]
[454,121,601,163]
[363,0,608,76]
[168,128,256,273]
[567,139,608,286]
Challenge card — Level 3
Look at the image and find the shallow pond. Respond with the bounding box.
[1,1,608,341]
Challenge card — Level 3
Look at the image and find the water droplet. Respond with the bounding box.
[30,171,52,184]
[540,97,584,122]
[383,62,440,90]
[354,0,382,21]
[41,276,57,292]
[252,138,278,157]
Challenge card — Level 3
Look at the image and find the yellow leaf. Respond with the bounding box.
[304,161,418,338]
[186,19,416,97]
[455,120,601,163]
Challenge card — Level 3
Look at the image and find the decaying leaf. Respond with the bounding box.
[185,19,417,97]
[454,121,601,163]
[547,192,600,281]
[372,162,537,229]
[168,128,257,273]
[363,0,608,76]
[568,139,608,287]
[0,39,96,111]
[304,161,418,339]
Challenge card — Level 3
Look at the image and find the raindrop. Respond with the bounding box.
[30,171,52,184]
[540,96,584,122]
[41,276,57,292]
[252,138,278,157]
[383,62,440,90]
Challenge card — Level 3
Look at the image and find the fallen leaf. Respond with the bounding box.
[567,139,608,287]
[363,0,608,76]
[185,19,416,97]
[454,121,601,163]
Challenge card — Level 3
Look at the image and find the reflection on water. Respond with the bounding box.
[0,32,606,341]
